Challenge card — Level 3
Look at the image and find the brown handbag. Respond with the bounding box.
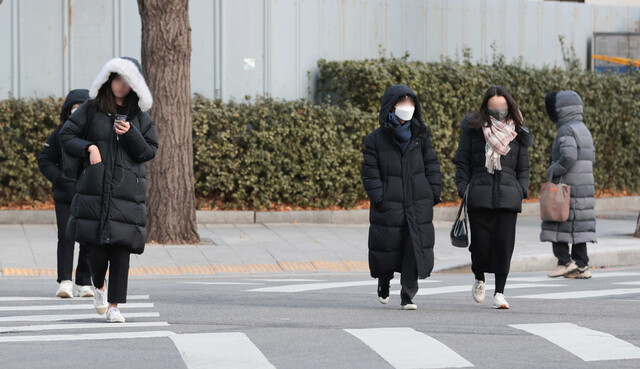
[540,174,571,222]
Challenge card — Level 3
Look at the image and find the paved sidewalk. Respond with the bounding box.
[0,212,638,277]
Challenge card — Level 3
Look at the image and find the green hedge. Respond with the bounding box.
[192,96,375,209]
[2,55,639,209]
[0,97,62,204]
[318,54,640,201]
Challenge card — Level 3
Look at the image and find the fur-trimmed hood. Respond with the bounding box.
[89,57,153,112]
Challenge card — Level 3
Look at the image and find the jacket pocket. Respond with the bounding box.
[412,174,433,201]
[76,162,104,196]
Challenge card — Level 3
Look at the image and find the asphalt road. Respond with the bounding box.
[1,267,639,369]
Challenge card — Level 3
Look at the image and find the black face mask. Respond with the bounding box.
[488,109,509,121]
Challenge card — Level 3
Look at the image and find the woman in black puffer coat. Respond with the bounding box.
[455,86,532,310]
[59,57,158,323]
[362,84,442,310]
[38,89,93,299]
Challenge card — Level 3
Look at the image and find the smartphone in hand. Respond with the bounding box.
[114,114,127,134]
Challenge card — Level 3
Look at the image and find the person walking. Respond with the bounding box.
[38,89,93,299]
[542,90,596,279]
[455,86,533,309]
[362,84,442,310]
[59,57,158,322]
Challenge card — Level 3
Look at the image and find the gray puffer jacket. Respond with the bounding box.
[540,90,597,244]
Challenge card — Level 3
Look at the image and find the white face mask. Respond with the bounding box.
[70,108,78,115]
[394,105,415,121]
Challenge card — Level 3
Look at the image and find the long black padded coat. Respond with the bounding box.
[58,57,158,254]
[361,85,442,279]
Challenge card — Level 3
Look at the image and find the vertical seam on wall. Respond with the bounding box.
[11,0,21,97]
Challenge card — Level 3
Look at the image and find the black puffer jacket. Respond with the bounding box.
[59,102,157,254]
[38,129,77,204]
[455,116,533,212]
[38,89,90,204]
[362,85,442,279]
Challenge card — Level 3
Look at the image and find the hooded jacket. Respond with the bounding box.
[59,57,158,254]
[38,89,90,204]
[361,84,442,279]
[541,90,597,244]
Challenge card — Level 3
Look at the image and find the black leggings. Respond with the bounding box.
[55,201,91,285]
[88,245,131,303]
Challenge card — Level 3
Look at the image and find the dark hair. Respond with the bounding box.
[467,86,524,131]
[391,95,414,112]
[91,73,139,116]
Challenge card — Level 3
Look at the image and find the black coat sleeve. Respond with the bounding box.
[120,112,158,163]
[361,132,383,205]
[59,104,93,158]
[516,143,530,199]
[421,135,442,205]
[454,123,472,198]
[37,130,63,184]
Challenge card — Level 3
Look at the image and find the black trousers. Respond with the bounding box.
[468,209,518,275]
[55,201,91,285]
[88,245,131,303]
[380,224,419,303]
[553,242,589,268]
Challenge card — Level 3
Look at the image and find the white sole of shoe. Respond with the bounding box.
[76,291,95,298]
[379,296,390,304]
[493,304,510,309]
[107,318,125,323]
[402,304,418,310]
[56,290,72,299]
[95,306,108,315]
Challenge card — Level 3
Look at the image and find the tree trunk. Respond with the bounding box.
[635,211,640,238]
[138,0,199,244]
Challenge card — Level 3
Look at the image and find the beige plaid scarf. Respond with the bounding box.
[482,116,517,174]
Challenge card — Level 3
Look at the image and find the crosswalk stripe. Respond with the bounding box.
[513,288,640,299]
[345,327,473,369]
[0,312,160,322]
[614,281,640,285]
[0,303,154,312]
[510,323,640,361]
[170,332,276,369]
[0,321,169,333]
[0,330,175,343]
[248,280,440,293]
[392,283,565,296]
[0,295,149,302]
[182,282,265,285]
[251,278,326,282]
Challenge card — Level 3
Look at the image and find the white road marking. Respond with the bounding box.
[0,295,149,302]
[181,282,265,286]
[0,302,153,312]
[614,281,640,286]
[0,321,169,334]
[513,288,640,299]
[0,330,175,343]
[345,327,473,368]
[170,332,276,369]
[0,312,160,322]
[510,323,640,361]
[589,272,640,278]
[389,283,565,296]
[251,279,325,282]
[248,280,439,293]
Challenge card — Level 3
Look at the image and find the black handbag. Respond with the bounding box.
[450,186,469,248]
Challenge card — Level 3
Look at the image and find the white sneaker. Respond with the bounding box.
[93,284,108,315]
[492,293,510,309]
[106,307,125,323]
[56,280,73,298]
[548,261,579,278]
[74,284,94,298]
[472,280,485,303]
[402,304,418,310]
